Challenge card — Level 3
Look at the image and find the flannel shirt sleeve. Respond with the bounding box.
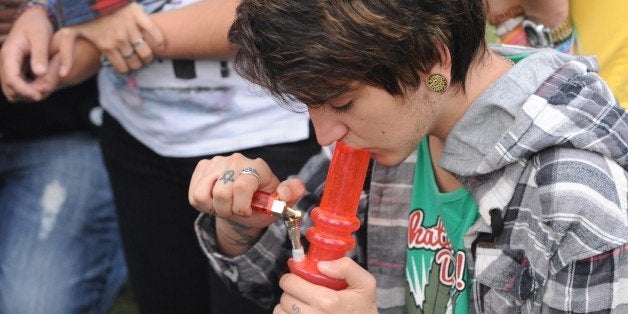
[47,0,133,27]
[543,244,628,313]
[194,146,333,309]
[195,214,291,309]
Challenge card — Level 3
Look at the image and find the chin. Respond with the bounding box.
[372,153,405,167]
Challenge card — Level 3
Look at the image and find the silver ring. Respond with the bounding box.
[122,50,135,59]
[240,167,261,183]
[132,37,144,50]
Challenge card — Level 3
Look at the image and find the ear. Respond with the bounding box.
[420,43,453,93]
[423,43,452,82]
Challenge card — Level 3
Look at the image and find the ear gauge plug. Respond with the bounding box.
[427,74,448,93]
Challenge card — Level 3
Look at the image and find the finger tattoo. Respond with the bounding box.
[292,304,300,314]
[220,170,235,184]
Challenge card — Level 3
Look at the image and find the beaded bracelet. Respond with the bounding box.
[13,0,58,30]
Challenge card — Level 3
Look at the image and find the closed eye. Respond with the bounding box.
[330,101,353,113]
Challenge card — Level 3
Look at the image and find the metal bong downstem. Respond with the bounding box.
[284,216,305,262]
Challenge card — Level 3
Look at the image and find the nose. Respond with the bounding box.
[308,106,348,146]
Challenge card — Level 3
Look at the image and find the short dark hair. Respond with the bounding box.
[229,0,487,106]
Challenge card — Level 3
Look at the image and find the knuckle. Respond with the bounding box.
[233,180,252,192]
[57,28,73,37]
[364,275,377,291]
[231,152,245,160]
[129,61,142,71]
[101,45,116,54]
[317,295,337,310]
[212,187,232,201]
[114,36,128,46]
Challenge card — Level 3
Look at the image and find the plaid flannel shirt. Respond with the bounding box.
[196,47,627,313]
[44,0,132,27]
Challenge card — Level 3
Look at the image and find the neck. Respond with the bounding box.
[430,50,514,142]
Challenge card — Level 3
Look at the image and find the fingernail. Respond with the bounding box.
[59,66,69,77]
[32,63,46,75]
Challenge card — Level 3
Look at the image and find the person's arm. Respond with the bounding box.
[0,0,21,45]
[521,0,569,28]
[55,0,239,76]
[192,147,333,309]
[2,0,240,102]
[0,7,54,101]
[150,0,238,60]
[52,2,165,76]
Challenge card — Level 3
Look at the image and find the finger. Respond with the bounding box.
[279,273,333,305]
[232,166,263,216]
[134,8,165,51]
[190,160,220,215]
[27,29,51,76]
[106,50,131,74]
[123,49,142,71]
[278,292,311,314]
[276,178,306,206]
[317,257,376,290]
[247,157,281,192]
[189,159,210,208]
[130,35,152,64]
[1,66,44,102]
[120,21,144,70]
[212,167,236,217]
[51,29,77,77]
[272,304,288,314]
[0,73,43,102]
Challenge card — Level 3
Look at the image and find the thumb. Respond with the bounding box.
[276,178,306,206]
[317,257,375,290]
[28,30,51,76]
[50,30,78,77]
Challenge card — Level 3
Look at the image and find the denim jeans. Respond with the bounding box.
[0,132,127,314]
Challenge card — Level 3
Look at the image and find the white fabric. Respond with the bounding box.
[98,0,309,157]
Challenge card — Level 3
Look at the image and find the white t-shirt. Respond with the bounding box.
[98,0,310,157]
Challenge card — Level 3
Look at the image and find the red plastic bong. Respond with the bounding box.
[287,141,371,290]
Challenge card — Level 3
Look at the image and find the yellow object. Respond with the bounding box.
[427,74,448,93]
[570,0,628,108]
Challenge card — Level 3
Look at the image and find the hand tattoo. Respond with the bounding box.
[292,304,300,313]
[220,170,235,184]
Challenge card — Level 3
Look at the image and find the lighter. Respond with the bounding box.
[251,190,304,262]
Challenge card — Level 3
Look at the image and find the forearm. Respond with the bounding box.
[150,0,239,59]
[216,217,265,257]
[57,39,101,87]
[522,0,569,27]
[196,214,288,309]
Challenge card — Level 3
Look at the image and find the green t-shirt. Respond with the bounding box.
[406,139,479,314]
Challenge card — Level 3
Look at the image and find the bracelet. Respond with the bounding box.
[13,0,58,29]
[489,5,525,26]
[495,16,524,36]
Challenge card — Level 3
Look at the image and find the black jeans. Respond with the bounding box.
[100,113,320,313]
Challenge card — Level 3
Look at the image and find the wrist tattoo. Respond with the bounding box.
[218,219,257,247]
